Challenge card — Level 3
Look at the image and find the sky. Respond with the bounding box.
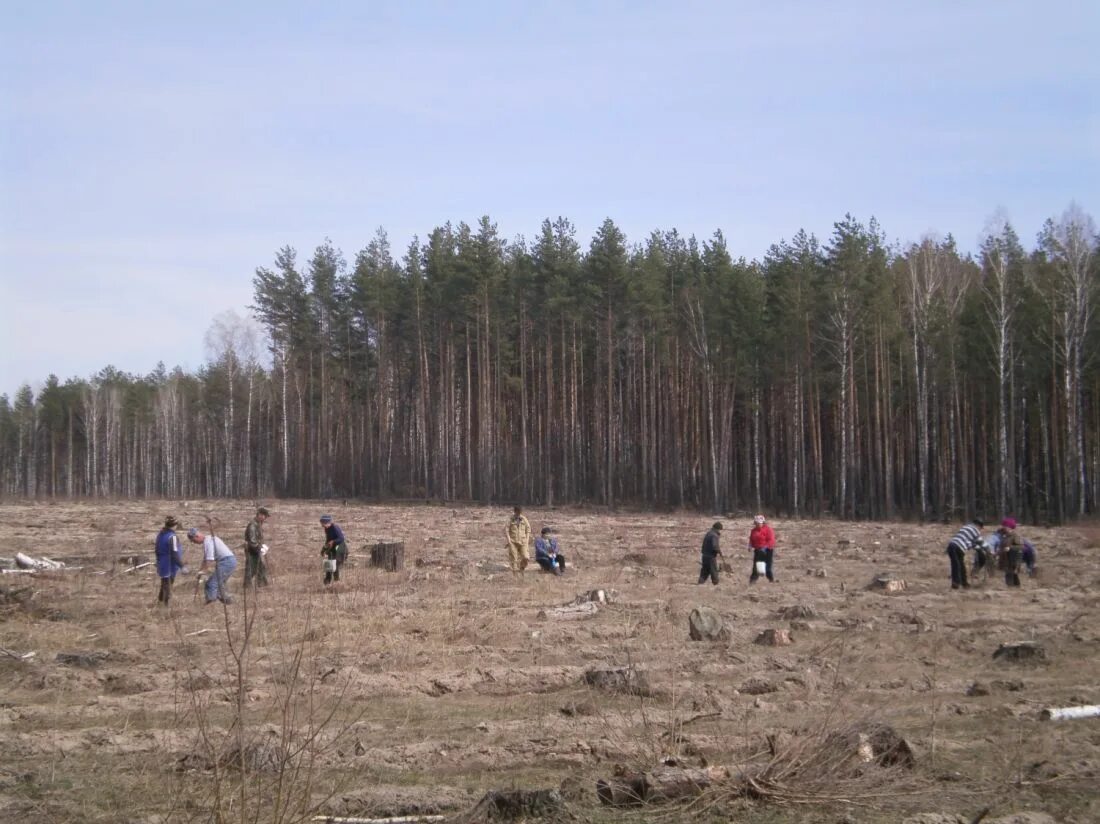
[2,0,1098,398]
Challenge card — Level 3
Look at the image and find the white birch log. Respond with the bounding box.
[1040,705,1100,721]
[15,552,65,570]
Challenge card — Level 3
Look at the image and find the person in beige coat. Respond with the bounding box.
[506,505,532,577]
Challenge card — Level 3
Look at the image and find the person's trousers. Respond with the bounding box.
[536,555,565,574]
[157,576,175,604]
[1021,545,1037,576]
[323,546,346,585]
[698,554,719,585]
[947,543,968,588]
[244,547,268,587]
[508,541,529,573]
[205,555,237,602]
[972,545,990,576]
[1003,547,1022,587]
[750,548,774,582]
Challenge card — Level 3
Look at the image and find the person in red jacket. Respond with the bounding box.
[749,514,777,583]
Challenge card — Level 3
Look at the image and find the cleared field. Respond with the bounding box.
[1,500,1098,823]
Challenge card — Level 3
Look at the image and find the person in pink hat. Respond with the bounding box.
[996,518,1023,587]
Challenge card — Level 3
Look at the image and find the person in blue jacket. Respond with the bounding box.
[319,515,348,585]
[154,515,185,605]
[534,527,566,575]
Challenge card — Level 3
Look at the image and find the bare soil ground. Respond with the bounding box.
[1,499,1098,823]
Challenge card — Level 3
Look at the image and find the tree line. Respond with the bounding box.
[1,206,1097,521]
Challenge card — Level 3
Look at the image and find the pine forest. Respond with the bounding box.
[2,207,1097,522]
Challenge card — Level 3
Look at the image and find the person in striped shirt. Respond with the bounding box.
[945,519,985,589]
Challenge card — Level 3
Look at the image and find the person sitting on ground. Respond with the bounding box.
[698,522,722,585]
[997,517,1023,587]
[154,516,185,606]
[188,527,237,604]
[945,518,984,590]
[748,514,777,584]
[319,514,348,586]
[534,527,565,575]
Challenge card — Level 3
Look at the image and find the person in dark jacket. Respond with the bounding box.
[154,516,185,605]
[698,522,723,585]
[319,514,347,585]
[997,517,1023,587]
[243,506,270,588]
[748,514,777,583]
[945,519,984,589]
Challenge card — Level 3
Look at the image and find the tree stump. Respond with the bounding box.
[370,541,405,572]
[754,628,793,646]
[870,572,907,593]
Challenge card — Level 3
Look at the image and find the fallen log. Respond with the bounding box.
[597,765,731,806]
[0,647,36,661]
[1040,704,1100,721]
[15,552,65,571]
[538,601,599,620]
[123,561,154,573]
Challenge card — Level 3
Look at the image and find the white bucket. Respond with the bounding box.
[323,558,337,572]
[755,560,767,575]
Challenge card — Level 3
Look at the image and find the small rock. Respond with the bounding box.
[991,679,1024,692]
[966,682,990,696]
[476,722,489,732]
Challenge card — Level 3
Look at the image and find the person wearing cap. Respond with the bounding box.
[505,505,532,578]
[188,527,237,604]
[154,516,186,606]
[534,527,565,575]
[945,518,985,590]
[319,515,348,586]
[698,522,723,585]
[748,514,777,584]
[996,518,1023,587]
[243,506,270,588]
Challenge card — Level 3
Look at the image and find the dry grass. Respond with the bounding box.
[1,501,1099,823]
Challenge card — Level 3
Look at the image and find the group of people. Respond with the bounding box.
[698,514,778,585]
[153,506,352,606]
[155,503,1040,603]
[946,517,1037,589]
[505,505,566,577]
